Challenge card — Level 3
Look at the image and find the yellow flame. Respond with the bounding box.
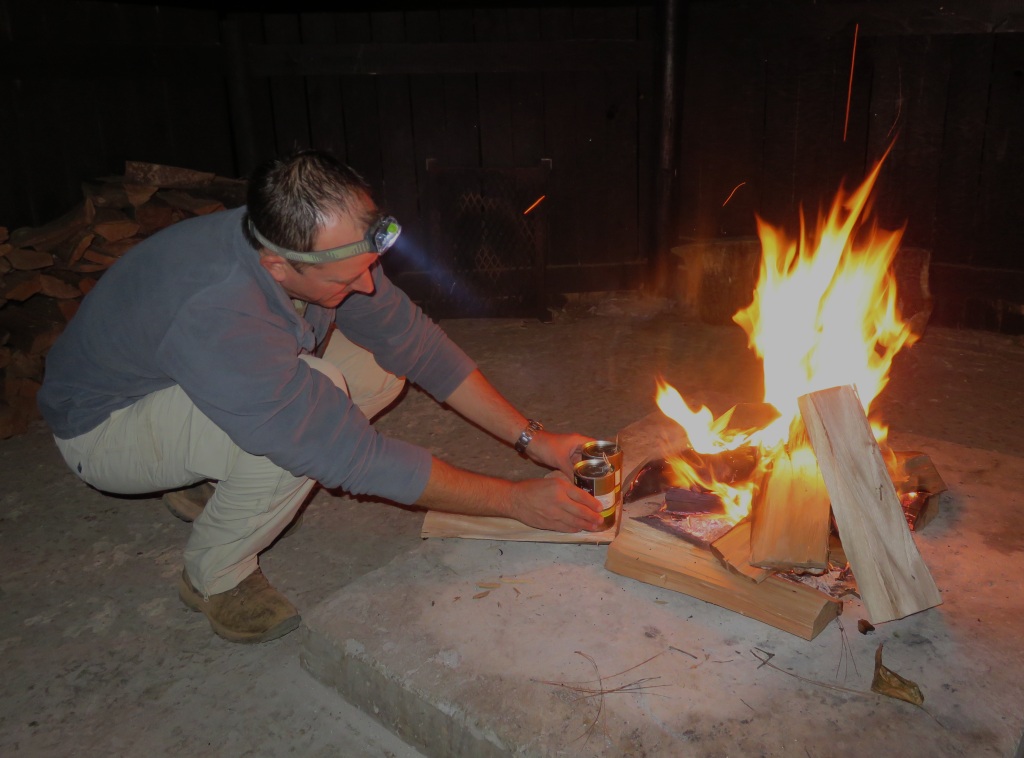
[655,149,916,523]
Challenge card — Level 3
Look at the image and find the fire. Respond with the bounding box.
[657,151,917,522]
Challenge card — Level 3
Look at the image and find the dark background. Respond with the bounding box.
[2,0,1022,330]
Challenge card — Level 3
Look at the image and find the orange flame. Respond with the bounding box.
[656,149,916,522]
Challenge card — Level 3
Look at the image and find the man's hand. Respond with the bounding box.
[507,474,606,532]
[417,458,606,533]
[524,430,592,477]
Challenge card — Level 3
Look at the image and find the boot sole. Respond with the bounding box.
[178,573,300,644]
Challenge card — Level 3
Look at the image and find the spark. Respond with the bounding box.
[722,182,746,207]
[843,23,859,142]
[523,195,546,215]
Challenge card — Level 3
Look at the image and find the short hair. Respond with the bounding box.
[243,149,375,255]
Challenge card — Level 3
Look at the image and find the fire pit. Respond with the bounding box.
[606,152,943,639]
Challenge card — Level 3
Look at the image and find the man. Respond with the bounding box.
[37,149,604,644]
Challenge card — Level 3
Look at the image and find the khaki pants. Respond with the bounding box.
[54,331,405,596]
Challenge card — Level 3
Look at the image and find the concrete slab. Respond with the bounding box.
[300,428,1024,757]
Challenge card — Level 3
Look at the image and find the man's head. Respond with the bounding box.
[245,150,386,308]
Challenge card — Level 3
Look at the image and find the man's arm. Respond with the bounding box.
[442,368,590,476]
[416,457,605,533]
[419,368,606,533]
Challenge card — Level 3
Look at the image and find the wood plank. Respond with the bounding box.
[421,509,616,545]
[798,385,941,623]
[606,515,841,640]
[749,439,831,571]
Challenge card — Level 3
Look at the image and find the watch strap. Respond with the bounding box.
[514,419,544,454]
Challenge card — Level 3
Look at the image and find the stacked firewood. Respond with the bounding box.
[0,161,247,439]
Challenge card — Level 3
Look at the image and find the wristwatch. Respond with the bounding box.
[514,419,544,454]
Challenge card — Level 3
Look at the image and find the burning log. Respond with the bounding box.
[606,514,841,640]
[749,425,830,573]
[798,385,941,623]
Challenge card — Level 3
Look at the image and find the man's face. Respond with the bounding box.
[260,197,380,309]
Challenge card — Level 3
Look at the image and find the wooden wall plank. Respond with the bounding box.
[506,8,545,168]
[475,8,516,169]
[373,11,419,234]
[0,0,29,226]
[677,3,767,242]
[264,13,311,156]
[336,13,383,192]
[540,7,577,269]
[300,12,347,162]
[438,8,480,169]
[933,35,992,267]
[404,8,445,259]
[865,35,951,251]
[978,35,1024,270]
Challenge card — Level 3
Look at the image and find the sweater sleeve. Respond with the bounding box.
[329,264,477,402]
[157,281,434,504]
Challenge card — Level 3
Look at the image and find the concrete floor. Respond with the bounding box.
[2,293,1024,756]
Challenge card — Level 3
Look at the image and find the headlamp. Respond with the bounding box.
[248,215,402,264]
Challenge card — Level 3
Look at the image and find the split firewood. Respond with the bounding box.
[91,208,141,243]
[749,432,830,572]
[8,202,90,252]
[1,272,42,302]
[606,514,841,640]
[38,274,82,300]
[125,160,215,188]
[710,519,773,583]
[81,180,132,211]
[6,248,54,271]
[82,249,119,267]
[798,385,942,623]
[157,189,225,216]
[134,200,180,235]
[0,297,66,355]
[124,183,160,207]
[55,231,96,267]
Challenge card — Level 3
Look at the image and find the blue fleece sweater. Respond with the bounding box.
[37,207,476,505]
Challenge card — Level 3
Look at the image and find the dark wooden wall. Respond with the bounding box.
[2,0,1022,330]
[0,0,658,312]
[677,1,1024,332]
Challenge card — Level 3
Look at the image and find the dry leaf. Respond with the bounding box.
[473,591,491,600]
[871,643,924,705]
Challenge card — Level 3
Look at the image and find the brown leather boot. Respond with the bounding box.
[164,482,302,537]
[178,568,300,643]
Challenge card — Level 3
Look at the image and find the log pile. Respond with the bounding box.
[0,162,246,439]
[607,389,944,639]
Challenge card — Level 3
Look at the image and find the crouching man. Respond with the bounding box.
[37,149,604,644]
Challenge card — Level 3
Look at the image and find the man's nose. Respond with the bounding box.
[352,270,375,295]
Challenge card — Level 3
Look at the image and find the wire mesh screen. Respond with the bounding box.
[423,160,550,319]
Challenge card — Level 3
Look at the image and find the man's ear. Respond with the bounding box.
[258,253,292,283]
